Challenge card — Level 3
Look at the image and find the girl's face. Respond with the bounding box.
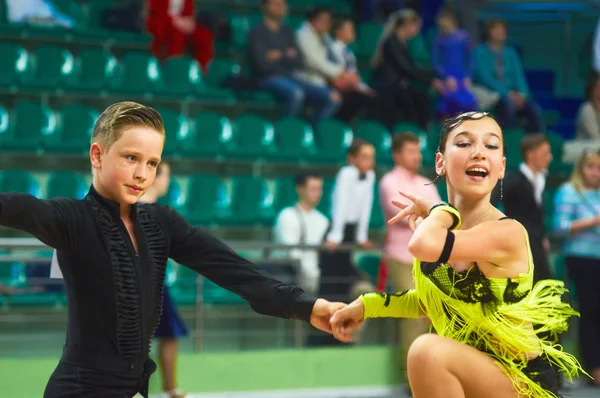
[581,154,600,189]
[436,117,506,200]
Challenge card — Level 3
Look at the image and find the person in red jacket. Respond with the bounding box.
[146,0,214,72]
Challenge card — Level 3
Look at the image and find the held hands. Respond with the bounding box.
[310,298,347,334]
[329,298,365,343]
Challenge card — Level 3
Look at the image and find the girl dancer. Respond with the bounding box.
[0,101,343,397]
[330,112,584,397]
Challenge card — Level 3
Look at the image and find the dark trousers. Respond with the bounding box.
[44,346,156,398]
[494,96,543,133]
[374,83,431,130]
[307,224,360,347]
[567,256,600,371]
[530,238,553,284]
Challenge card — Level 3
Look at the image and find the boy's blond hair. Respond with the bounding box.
[91,101,165,152]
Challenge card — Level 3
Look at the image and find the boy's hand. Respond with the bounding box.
[310,298,347,334]
[330,299,365,343]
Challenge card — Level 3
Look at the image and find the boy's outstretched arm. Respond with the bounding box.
[0,193,78,250]
[165,207,344,328]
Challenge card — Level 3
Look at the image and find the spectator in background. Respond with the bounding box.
[432,6,477,118]
[330,18,378,123]
[576,73,600,140]
[473,20,543,133]
[248,0,340,125]
[553,148,600,387]
[492,133,553,284]
[5,0,74,27]
[378,132,439,386]
[272,172,329,296]
[312,139,375,346]
[371,9,443,129]
[146,0,214,72]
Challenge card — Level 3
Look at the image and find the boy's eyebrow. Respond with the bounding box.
[123,148,161,163]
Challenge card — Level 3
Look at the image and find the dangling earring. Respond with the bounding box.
[500,178,504,201]
[425,170,444,186]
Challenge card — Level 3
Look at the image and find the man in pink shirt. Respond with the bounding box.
[379,132,440,374]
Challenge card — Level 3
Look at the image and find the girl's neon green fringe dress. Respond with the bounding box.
[360,224,585,397]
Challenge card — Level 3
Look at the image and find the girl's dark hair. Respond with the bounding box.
[332,18,353,35]
[437,112,506,155]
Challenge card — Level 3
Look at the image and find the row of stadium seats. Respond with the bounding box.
[0,167,560,232]
[0,169,389,228]
[0,100,570,172]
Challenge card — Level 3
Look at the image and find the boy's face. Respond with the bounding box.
[91,127,164,205]
[350,144,375,174]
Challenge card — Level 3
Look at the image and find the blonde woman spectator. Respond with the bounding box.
[553,148,600,386]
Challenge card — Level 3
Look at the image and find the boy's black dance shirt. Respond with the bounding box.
[0,186,316,397]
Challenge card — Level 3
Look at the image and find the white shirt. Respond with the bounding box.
[327,165,375,244]
[272,205,329,295]
[520,162,546,205]
[295,22,344,86]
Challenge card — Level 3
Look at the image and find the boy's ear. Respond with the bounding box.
[90,143,103,170]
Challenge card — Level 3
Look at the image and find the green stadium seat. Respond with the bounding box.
[202,277,245,305]
[356,22,383,58]
[0,170,39,196]
[183,174,228,226]
[170,262,198,305]
[370,183,385,229]
[437,181,448,202]
[7,292,63,308]
[46,171,87,199]
[222,114,275,159]
[180,112,230,158]
[110,52,161,94]
[353,120,392,165]
[317,177,335,215]
[546,131,567,173]
[313,119,352,164]
[22,45,74,89]
[155,108,189,156]
[0,105,11,149]
[504,128,525,169]
[271,117,316,162]
[0,250,20,286]
[45,104,98,154]
[199,58,238,101]
[157,56,203,96]
[272,177,297,214]
[229,15,251,49]
[0,42,29,87]
[356,254,381,285]
[6,101,55,151]
[218,176,273,226]
[157,177,185,211]
[67,48,118,92]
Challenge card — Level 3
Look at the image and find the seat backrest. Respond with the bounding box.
[12,101,56,141]
[314,119,352,162]
[161,56,203,95]
[113,52,161,91]
[0,42,29,85]
[155,108,189,154]
[46,171,87,199]
[230,175,272,221]
[272,177,297,213]
[59,103,98,141]
[185,174,226,217]
[30,45,74,84]
[273,117,314,157]
[227,114,274,157]
[0,170,39,196]
[75,48,118,89]
[205,58,240,87]
[189,111,231,155]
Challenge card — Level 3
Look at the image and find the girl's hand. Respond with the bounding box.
[388,190,438,226]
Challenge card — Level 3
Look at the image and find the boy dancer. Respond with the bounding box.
[0,102,343,397]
